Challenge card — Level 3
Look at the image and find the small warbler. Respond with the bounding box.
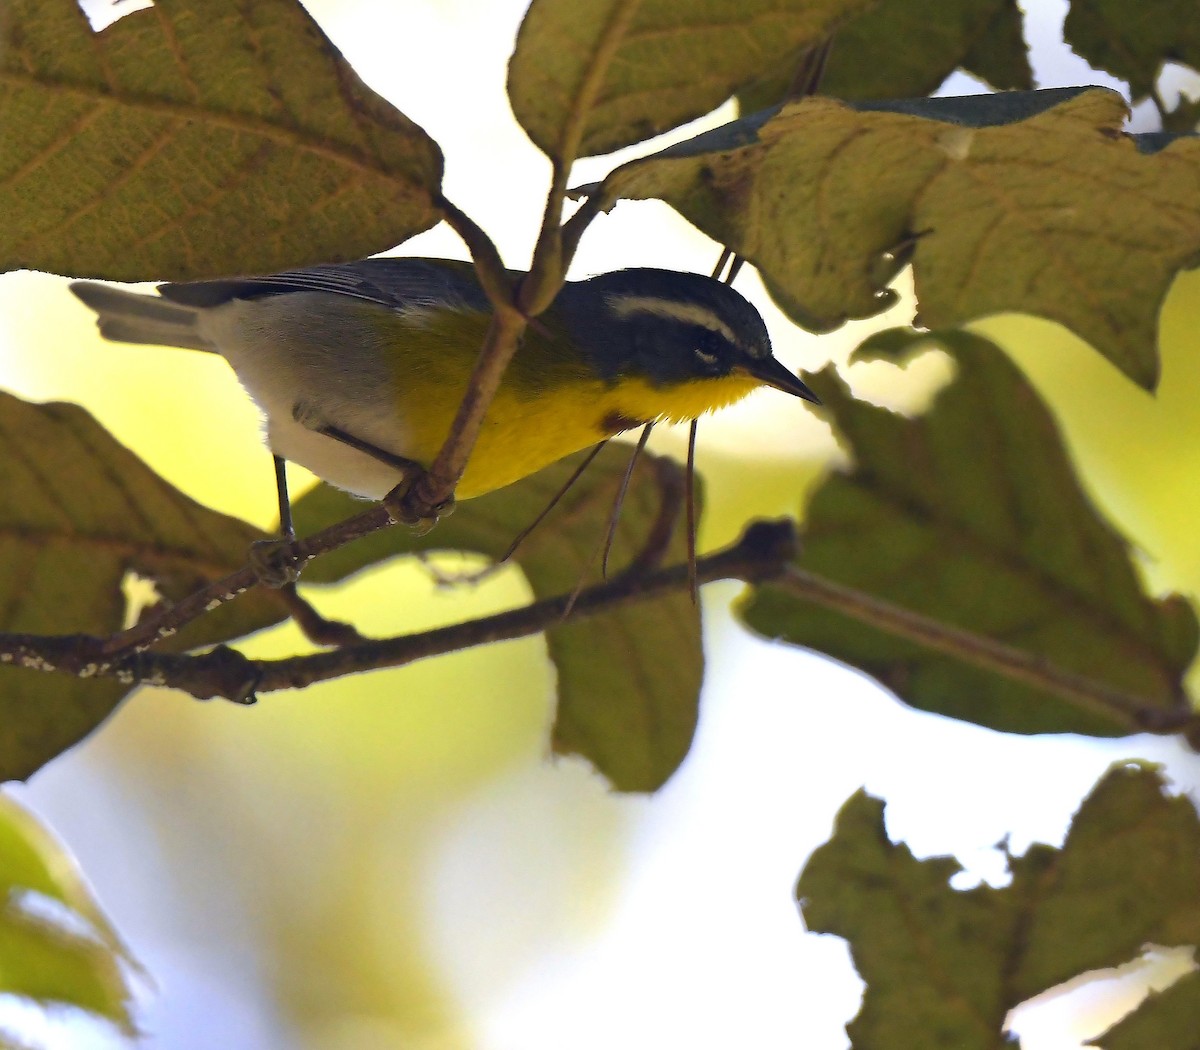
[71,258,817,512]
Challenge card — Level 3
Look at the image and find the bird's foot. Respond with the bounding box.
[382,474,455,535]
[249,537,303,587]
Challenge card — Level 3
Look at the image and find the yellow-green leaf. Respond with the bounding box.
[0,794,136,1032]
[740,331,1197,736]
[295,445,704,792]
[0,0,443,280]
[507,0,875,162]
[797,764,1200,1049]
[592,88,1200,387]
[0,391,282,780]
[0,388,701,789]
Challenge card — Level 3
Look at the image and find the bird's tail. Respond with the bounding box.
[70,282,216,353]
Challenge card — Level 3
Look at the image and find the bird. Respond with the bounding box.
[71,258,819,528]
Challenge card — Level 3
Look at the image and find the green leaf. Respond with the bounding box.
[739,331,1197,736]
[0,389,701,789]
[737,0,1032,115]
[294,444,703,792]
[0,391,282,780]
[0,793,136,1032]
[507,0,876,162]
[1092,970,1200,1050]
[0,0,443,280]
[1064,0,1200,100]
[797,764,1200,1050]
[590,88,1200,387]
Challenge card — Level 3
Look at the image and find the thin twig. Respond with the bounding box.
[277,584,367,647]
[785,37,835,100]
[685,419,699,605]
[600,424,653,579]
[497,441,610,564]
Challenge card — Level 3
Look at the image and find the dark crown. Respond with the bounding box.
[557,268,772,385]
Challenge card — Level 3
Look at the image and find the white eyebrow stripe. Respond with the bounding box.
[608,295,740,346]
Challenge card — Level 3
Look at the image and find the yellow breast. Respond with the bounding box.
[384,310,762,499]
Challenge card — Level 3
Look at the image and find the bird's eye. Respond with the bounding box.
[692,330,726,370]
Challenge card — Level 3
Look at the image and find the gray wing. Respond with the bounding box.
[157,258,496,313]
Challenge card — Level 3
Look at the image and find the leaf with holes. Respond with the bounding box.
[589,88,1200,387]
[0,793,138,1032]
[295,443,704,792]
[798,764,1200,1049]
[740,330,1197,736]
[737,0,1031,114]
[0,391,288,780]
[0,0,443,280]
[507,0,876,162]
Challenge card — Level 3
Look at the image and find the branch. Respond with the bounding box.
[0,520,798,701]
[98,501,397,657]
[6,518,1194,742]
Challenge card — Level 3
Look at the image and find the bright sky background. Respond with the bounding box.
[1,1,1199,1048]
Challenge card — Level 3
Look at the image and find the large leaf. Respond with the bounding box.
[0,0,443,280]
[797,764,1200,1050]
[294,444,704,792]
[0,386,702,789]
[589,88,1200,387]
[507,0,875,162]
[0,391,287,780]
[0,793,136,1032]
[738,0,1031,114]
[740,331,1198,736]
[1064,0,1200,100]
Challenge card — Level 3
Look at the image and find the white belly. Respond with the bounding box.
[196,294,418,499]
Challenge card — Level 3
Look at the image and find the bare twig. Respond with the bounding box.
[0,520,797,700]
[277,584,367,647]
[100,501,397,658]
[786,37,835,101]
[4,519,1198,741]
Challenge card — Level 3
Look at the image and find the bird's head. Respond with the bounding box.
[557,268,819,408]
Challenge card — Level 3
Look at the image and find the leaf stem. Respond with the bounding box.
[775,566,1193,733]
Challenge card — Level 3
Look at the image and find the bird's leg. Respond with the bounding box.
[294,402,451,533]
[248,454,304,587]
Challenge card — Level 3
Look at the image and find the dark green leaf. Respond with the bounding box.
[738,0,1032,114]
[507,0,876,161]
[739,331,1197,736]
[798,764,1200,1050]
[1064,0,1200,99]
[591,88,1200,387]
[294,444,703,792]
[0,0,443,280]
